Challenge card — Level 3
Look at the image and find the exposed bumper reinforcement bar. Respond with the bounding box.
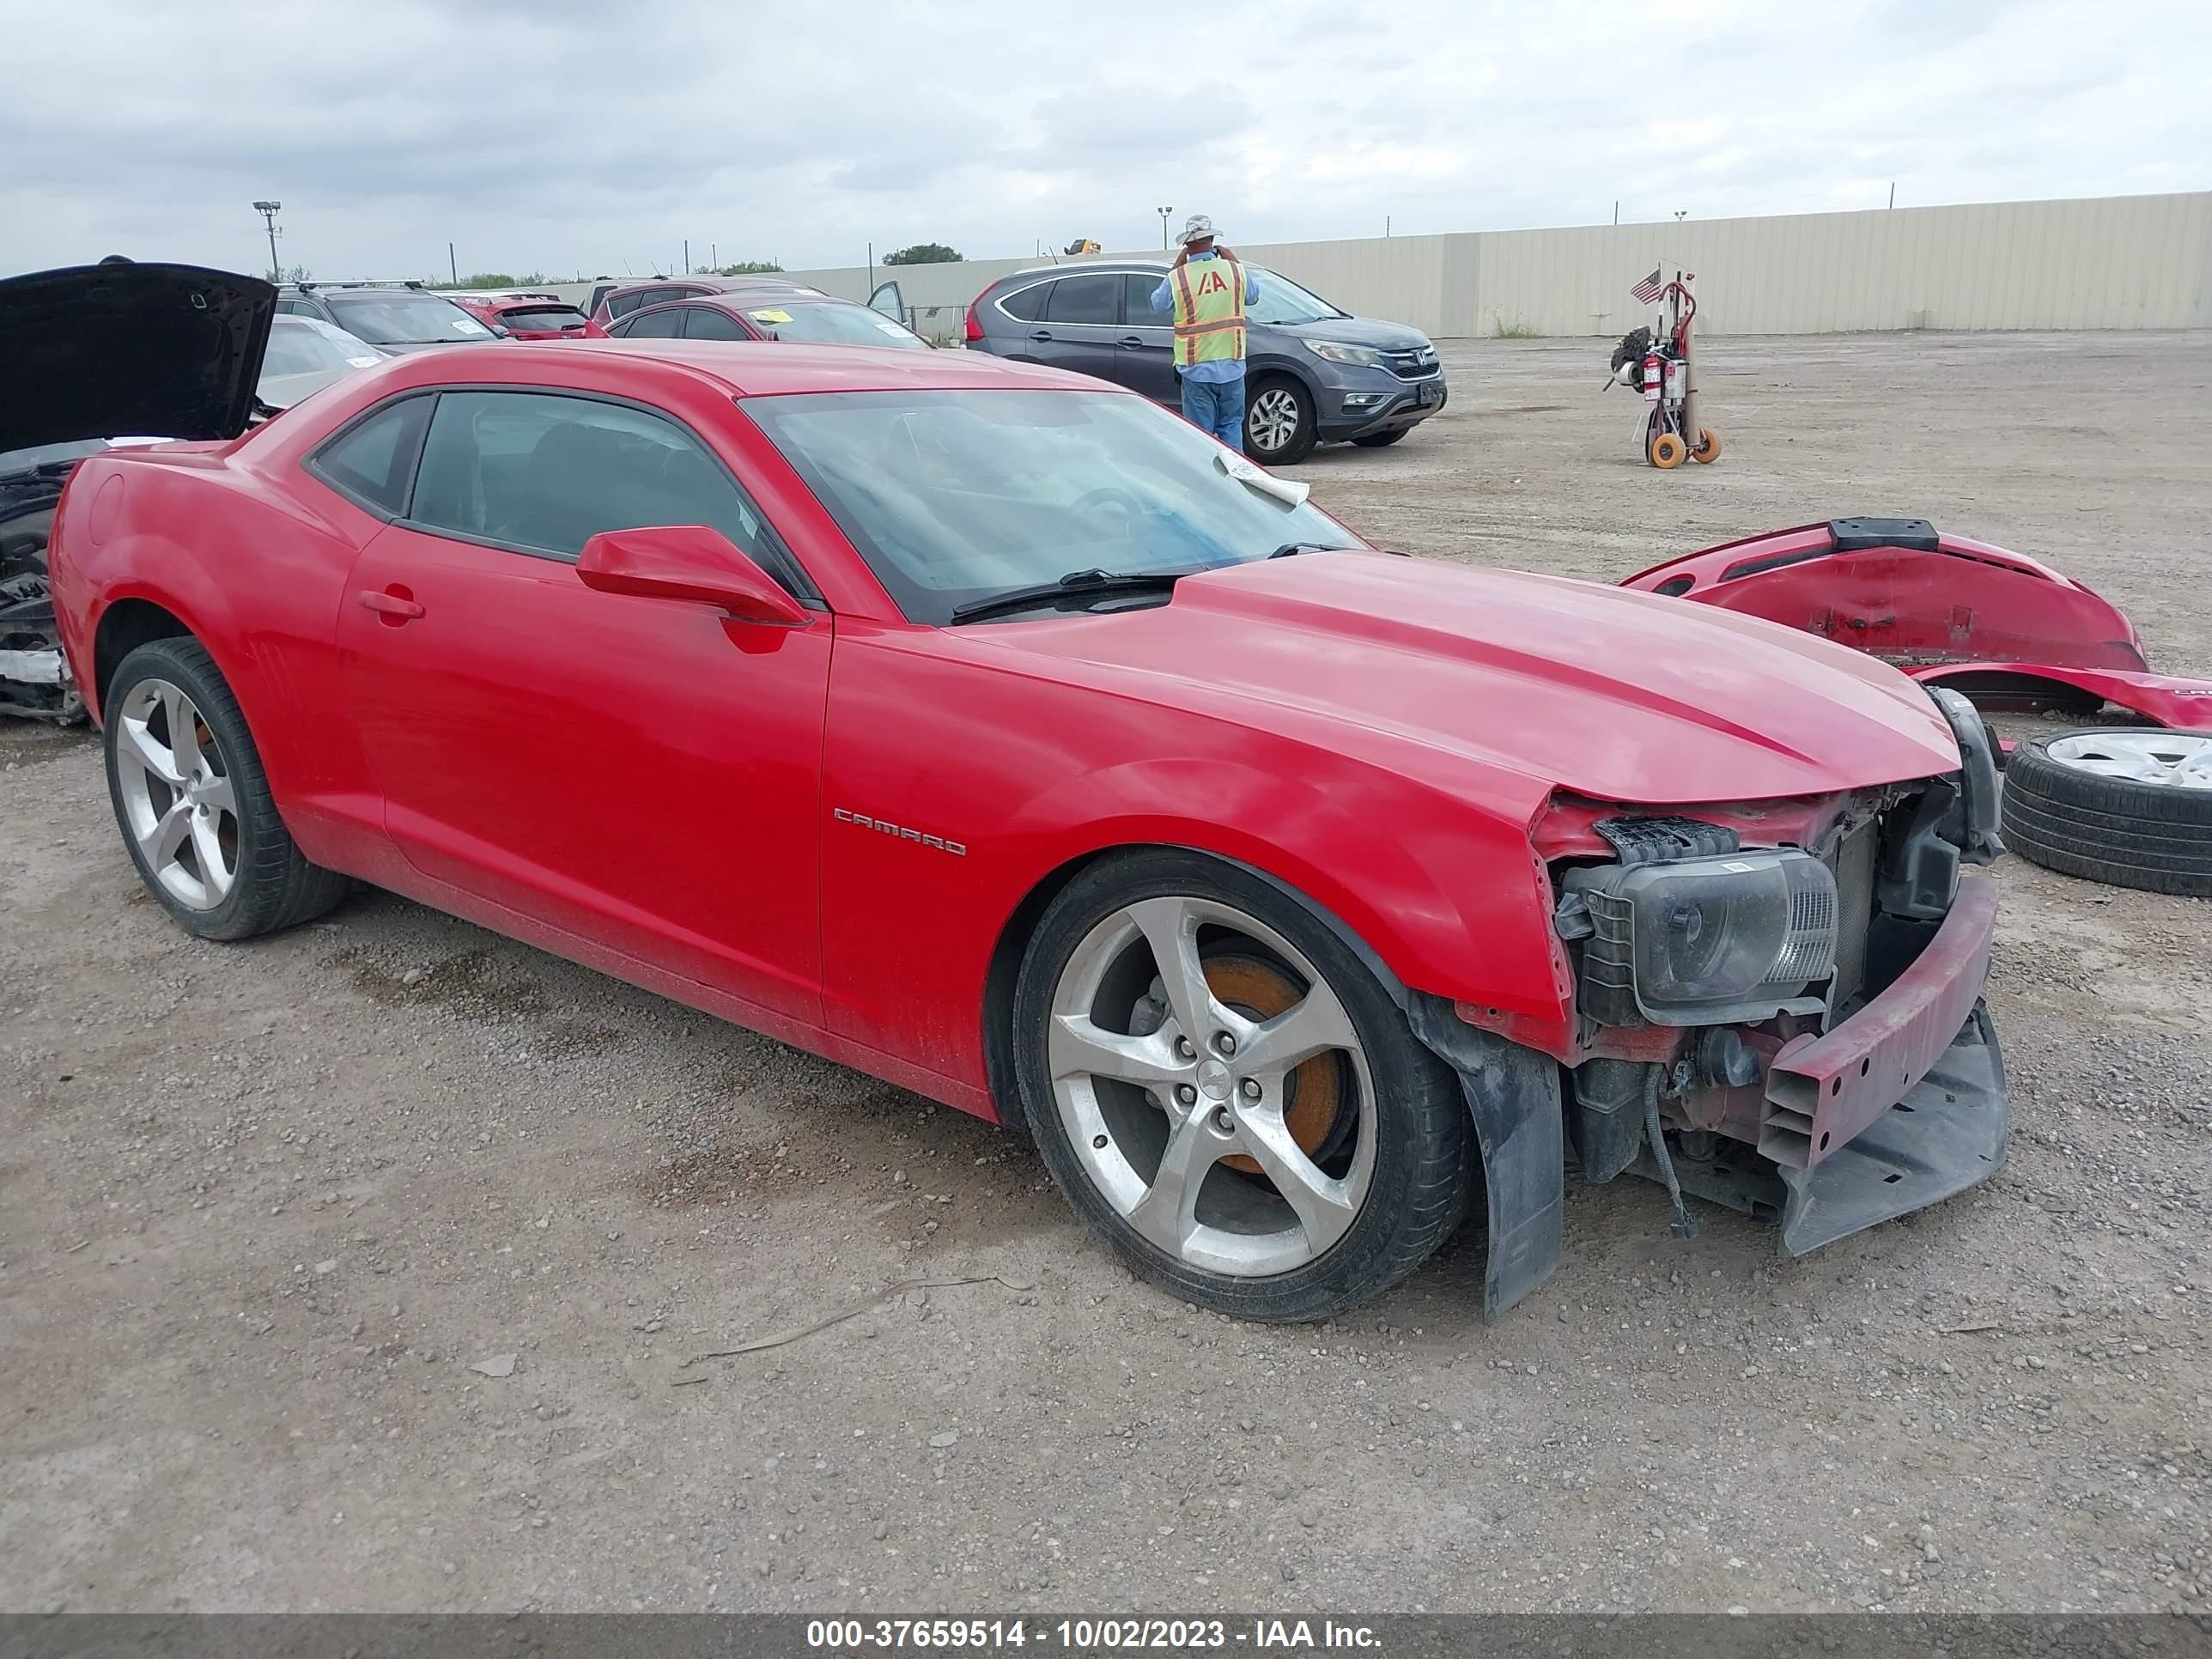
[1633,1000,2008,1254]
[1761,872,1999,1170]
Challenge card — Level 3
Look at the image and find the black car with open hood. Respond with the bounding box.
[1,260,275,719]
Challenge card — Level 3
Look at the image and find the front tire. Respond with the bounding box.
[1244,376,1318,465]
[104,637,351,939]
[1012,849,1470,1322]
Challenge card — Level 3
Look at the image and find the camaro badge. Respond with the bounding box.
[832,807,967,856]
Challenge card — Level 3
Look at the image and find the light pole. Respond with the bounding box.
[252,200,283,280]
[1157,206,1173,250]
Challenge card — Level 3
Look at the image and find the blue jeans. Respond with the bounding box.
[1180,373,1245,449]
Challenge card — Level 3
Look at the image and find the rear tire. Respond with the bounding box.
[2000,729,2212,896]
[1012,849,1470,1322]
[1351,428,1409,449]
[103,637,352,939]
[1244,376,1318,465]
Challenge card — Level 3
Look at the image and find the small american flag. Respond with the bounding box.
[1631,267,1665,305]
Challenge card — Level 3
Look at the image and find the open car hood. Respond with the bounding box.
[0,262,275,455]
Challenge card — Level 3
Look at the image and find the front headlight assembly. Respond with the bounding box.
[1562,849,1838,1026]
[1304,339,1386,368]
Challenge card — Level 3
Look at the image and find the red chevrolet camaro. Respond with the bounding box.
[25,263,2011,1322]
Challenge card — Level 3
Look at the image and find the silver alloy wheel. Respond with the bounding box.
[113,678,240,909]
[1047,894,1376,1277]
[1248,386,1302,455]
[2045,731,2212,790]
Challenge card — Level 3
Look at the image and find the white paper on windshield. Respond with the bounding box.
[452,319,487,333]
[874,320,909,336]
[346,356,380,367]
[1214,450,1310,507]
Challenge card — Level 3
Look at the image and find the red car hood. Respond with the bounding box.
[972,552,1960,808]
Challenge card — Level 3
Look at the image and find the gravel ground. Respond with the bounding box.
[2,331,2208,1617]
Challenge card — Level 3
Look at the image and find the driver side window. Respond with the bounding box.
[401,390,809,598]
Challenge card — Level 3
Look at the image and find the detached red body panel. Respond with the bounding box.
[1622,520,2147,672]
[1621,518,2212,731]
[1905,663,2212,732]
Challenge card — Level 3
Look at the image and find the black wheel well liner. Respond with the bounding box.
[93,598,193,715]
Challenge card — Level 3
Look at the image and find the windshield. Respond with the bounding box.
[501,305,592,333]
[324,291,495,345]
[261,317,384,379]
[750,302,928,349]
[741,389,1358,625]
[1243,266,1347,325]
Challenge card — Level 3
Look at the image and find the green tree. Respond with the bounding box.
[456,271,520,289]
[883,243,963,266]
[705,259,782,275]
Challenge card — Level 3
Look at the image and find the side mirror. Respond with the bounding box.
[575,525,809,625]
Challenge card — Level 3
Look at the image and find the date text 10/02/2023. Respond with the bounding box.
[805,1619,1383,1650]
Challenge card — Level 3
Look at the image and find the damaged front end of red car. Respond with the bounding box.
[1434,686,2010,1320]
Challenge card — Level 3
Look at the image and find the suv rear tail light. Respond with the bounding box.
[964,301,985,343]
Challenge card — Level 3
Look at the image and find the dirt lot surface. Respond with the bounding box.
[3,331,2209,1617]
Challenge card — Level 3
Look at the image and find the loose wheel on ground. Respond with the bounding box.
[1012,849,1471,1322]
[103,636,353,939]
[1999,728,2212,896]
[1243,376,1318,465]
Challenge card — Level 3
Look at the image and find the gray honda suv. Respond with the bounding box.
[962,261,1446,463]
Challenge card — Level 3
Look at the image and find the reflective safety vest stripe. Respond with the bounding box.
[1170,256,1246,367]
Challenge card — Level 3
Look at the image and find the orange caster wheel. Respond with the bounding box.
[1691,428,1723,464]
[1649,431,1686,469]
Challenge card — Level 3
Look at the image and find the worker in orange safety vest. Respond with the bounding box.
[1150,213,1261,449]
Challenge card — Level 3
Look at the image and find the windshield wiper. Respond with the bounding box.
[1268,541,1355,559]
[948,567,1198,625]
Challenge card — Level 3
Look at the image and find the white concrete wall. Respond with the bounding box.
[735,191,2211,339]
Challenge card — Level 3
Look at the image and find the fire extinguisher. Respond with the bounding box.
[1641,352,1662,401]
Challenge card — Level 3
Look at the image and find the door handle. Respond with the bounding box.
[1029,329,1053,342]
[1117,336,1146,347]
[357,588,425,622]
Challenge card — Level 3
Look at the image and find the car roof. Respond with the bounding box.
[369,338,1120,398]
[992,260,1171,285]
[607,275,824,295]
[636,292,876,315]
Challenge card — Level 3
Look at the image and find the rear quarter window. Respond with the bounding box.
[307,395,433,517]
[996,282,1052,323]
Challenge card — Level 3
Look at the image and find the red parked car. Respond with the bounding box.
[447,294,606,340]
[605,290,928,349]
[30,261,2009,1322]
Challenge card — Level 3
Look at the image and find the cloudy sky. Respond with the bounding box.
[7,0,2208,282]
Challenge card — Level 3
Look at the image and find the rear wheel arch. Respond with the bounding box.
[93,598,193,720]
